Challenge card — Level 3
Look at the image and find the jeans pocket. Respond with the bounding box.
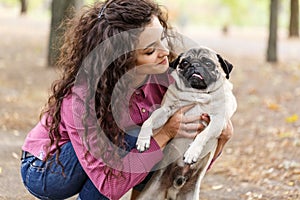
[21,157,51,199]
[21,157,43,182]
[30,158,46,172]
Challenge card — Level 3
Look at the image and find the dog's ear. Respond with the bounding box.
[217,54,233,79]
[169,54,182,69]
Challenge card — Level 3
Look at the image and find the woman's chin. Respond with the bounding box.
[155,64,169,74]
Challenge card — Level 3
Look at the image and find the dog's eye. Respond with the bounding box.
[201,58,214,68]
[180,60,190,69]
[205,60,214,67]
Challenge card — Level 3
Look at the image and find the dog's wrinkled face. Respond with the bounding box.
[176,48,220,90]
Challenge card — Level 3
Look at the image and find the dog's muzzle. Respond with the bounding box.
[183,64,208,89]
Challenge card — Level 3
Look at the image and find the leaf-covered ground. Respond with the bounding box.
[0,7,299,200]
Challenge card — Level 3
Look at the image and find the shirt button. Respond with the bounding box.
[141,108,146,113]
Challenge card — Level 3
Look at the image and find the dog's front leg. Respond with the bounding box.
[136,106,172,152]
[183,116,225,164]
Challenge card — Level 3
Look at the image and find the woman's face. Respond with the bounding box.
[135,16,170,76]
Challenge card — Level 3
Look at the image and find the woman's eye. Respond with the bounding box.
[145,49,155,55]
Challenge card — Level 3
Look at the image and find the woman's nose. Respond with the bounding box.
[157,41,169,57]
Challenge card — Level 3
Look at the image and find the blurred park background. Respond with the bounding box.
[0,0,299,199]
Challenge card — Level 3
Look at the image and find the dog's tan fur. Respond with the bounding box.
[136,47,237,200]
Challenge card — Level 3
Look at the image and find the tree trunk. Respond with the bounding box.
[289,0,299,37]
[47,0,83,67]
[267,0,278,62]
[20,0,27,15]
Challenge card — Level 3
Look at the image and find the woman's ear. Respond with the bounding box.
[217,54,233,79]
[169,53,182,69]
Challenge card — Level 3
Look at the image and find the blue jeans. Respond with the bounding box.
[20,142,108,200]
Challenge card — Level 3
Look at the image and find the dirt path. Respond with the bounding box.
[0,7,300,200]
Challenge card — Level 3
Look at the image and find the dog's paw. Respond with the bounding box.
[136,136,151,152]
[183,144,203,164]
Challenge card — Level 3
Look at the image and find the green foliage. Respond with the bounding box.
[85,0,98,4]
[0,0,293,28]
[0,0,50,13]
[0,0,19,6]
[1,0,38,8]
[158,0,290,28]
[198,0,267,26]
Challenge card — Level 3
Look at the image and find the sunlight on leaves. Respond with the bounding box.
[279,160,300,170]
[12,152,18,159]
[245,191,263,199]
[288,181,295,186]
[294,139,300,147]
[278,131,293,138]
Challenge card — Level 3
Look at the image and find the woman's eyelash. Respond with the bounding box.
[145,49,155,55]
[144,35,167,55]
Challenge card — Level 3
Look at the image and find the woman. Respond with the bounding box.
[20,0,232,200]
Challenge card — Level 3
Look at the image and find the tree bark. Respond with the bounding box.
[267,0,278,62]
[20,0,27,15]
[289,0,299,37]
[47,0,83,67]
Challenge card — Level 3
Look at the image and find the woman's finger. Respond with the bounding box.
[200,113,210,123]
[176,104,195,115]
[180,112,210,124]
[180,122,205,131]
[219,120,233,140]
[181,115,201,123]
[175,130,198,139]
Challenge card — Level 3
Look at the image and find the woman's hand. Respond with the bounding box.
[155,104,210,140]
[212,120,234,160]
[176,112,210,139]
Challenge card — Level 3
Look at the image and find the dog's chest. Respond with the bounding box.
[184,89,224,116]
[185,102,211,117]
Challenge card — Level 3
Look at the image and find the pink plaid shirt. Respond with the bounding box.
[22,72,173,199]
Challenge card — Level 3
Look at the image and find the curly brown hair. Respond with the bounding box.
[42,0,176,174]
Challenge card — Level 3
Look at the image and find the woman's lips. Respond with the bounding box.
[159,58,168,65]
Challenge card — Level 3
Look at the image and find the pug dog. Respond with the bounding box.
[135,46,237,200]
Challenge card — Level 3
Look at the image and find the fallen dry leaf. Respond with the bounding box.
[265,100,281,111]
[285,114,298,123]
[211,185,223,190]
[278,131,293,138]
